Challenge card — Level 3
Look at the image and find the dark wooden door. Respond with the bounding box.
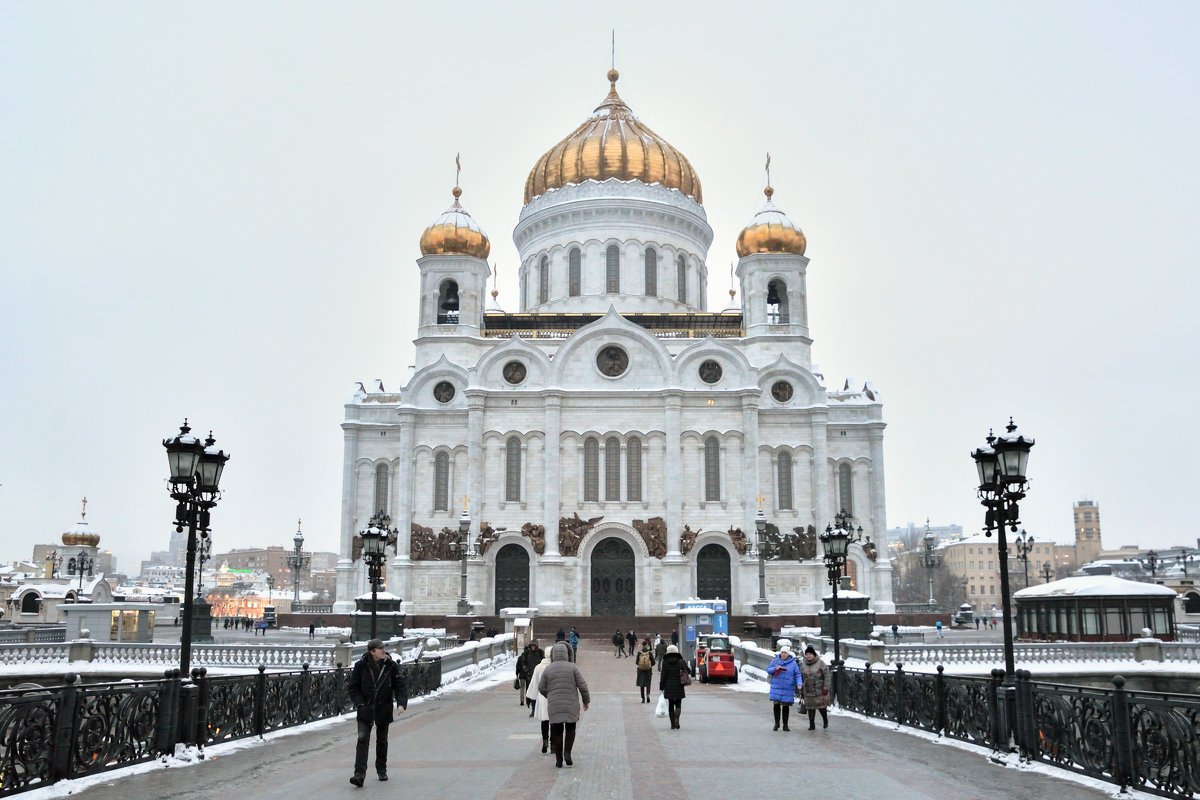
[495,544,530,614]
[590,537,635,616]
[696,543,731,603]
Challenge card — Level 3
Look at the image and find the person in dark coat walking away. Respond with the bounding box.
[612,629,625,657]
[538,641,590,768]
[347,639,408,787]
[766,645,802,731]
[634,639,656,702]
[653,634,667,671]
[308,623,316,639]
[522,640,544,715]
[626,629,637,657]
[516,643,533,706]
[658,644,692,729]
[798,645,830,729]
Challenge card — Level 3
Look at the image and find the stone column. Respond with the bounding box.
[543,393,563,558]
[335,423,360,613]
[664,392,683,557]
[741,393,760,536]
[811,411,830,532]
[394,412,416,559]
[467,394,484,540]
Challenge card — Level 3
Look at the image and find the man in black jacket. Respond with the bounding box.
[347,639,408,787]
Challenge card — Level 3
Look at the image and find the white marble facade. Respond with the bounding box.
[334,77,893,617]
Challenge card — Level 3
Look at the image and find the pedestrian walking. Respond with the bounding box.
[308,623,316,640]
[635,640,656,702]
[658,644,691,729]
[524,640,544,716]
[527,649,551,753]
[346,639,408,787]
[766,645,802,731]
[516,643,533,706]
[537,641,590,768]
[935,620,943,639]
[798,645,830,730]
[625,629,637,657]
[891,623,899,642]
[654,634,667,671]
[612,629,625,658]
[567,627,579,658]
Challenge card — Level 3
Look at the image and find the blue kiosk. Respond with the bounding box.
[669,598,729,667]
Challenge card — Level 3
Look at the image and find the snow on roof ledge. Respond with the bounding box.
[1014,575,1178,599]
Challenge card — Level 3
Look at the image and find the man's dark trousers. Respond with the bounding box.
[355,714,389,775]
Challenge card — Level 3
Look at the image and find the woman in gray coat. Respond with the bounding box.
[537,641,590,768]
[798,645,831,729]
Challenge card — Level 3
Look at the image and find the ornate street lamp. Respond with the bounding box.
[1181,554,1194,577]
[164,420,229,676]
[450,500,475,615]
[1012,529,1034,589]
[67,548,95,595]
[754,501,770,615]
[971,417,1033,750]
[1040,561,1054,583]
[287,519,311,604]
[920,519,942,605]
[1146,550,1158,579]
[359,511,391,640]
[821,508,864,702]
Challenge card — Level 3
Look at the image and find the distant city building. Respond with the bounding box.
[1073,500,1103,568]
[939,533,1058,616]
[886,521,963,556]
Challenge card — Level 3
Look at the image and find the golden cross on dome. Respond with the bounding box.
[81,496,87,520]
[297,518,302,531]
[455,153,461,188]
[765,152,771,187]
[461,495,470,512]
[611,30,615,70]
[756,493,765,510]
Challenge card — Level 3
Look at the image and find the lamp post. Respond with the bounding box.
[452,500,474,615]
[67,548,95,595]
[287,519,311,605]
[359,511,391,640]
[754,502,770,615]
[1181,554,1194,578]
[1012,529,1034,590]
[1147,550,1158,580]
[163,419,230,676]
[266,575,274,604]
[821,508,863,702]
[919,519,942,606]
[1040,561,1054,583]
[195,536,212,599]
[971,418,1034,750]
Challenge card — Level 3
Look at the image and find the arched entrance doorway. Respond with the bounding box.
[494,544,530,614]
[590,537,635,616]
[696,543,731,602]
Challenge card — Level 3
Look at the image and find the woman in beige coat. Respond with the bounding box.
[527,653,552,753]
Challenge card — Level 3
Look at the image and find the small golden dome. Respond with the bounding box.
[524,70,702,205]
[735,187,807,257]
[419,187,491,259]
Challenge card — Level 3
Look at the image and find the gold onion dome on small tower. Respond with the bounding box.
[735,186,807,257]
[419,186,491,259]
[523,69,703,205]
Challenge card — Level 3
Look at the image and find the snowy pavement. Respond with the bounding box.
[19,640,1150,800]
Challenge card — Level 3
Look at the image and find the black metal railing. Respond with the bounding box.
[839,664,1200,798]
[0,658,443,796]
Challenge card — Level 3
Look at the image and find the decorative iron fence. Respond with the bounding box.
[0,658,443,797]
[837,664,1200,798]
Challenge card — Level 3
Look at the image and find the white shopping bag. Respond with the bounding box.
[655,694,668,718]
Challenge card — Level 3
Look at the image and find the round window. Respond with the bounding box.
[596,345,629,377]
[502,361,527,385]
[699,359,722,384]
[433,381,456,403]
[771,381,794,403]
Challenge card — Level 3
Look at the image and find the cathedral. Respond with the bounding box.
[334,69,893,617]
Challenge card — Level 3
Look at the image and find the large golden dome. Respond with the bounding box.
[523,70,703,206]
[735,187,807,257]
[419,187,491,259]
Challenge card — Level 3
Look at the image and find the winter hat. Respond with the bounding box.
[366,639,384,650]
[804,645,817,656]
[666,644,679,654]
[779,645,791,655]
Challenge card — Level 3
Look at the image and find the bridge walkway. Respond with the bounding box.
[55,640,1118,800]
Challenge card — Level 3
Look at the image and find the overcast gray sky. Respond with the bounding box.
[3,2,1198,573]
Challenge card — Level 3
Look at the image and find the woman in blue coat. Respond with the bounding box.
[766,645,803,731]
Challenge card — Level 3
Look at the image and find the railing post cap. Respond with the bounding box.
[1112,675,1126,688]
[936,665,944,674]
[63,672,78,685]
[258,664,266,673]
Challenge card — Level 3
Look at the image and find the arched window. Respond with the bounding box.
[676,255,687,304]
[505,436,522,502]
[838,463,854,516]
[606,245,620,293]
[605,437,621,501]
[704,435,720,502]
[777,452,794,510]
[569,248,581,297]
[20,593,40,614]
[437,280,460,324]
[538,256,549,304]
[626,437,642,502]
[644,249,658,296]
[434,452,449,511]
[583,437,600,502]
[767,279,790,323]
[374,463,389,515]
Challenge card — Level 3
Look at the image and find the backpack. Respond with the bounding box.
[637,650,652,671]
